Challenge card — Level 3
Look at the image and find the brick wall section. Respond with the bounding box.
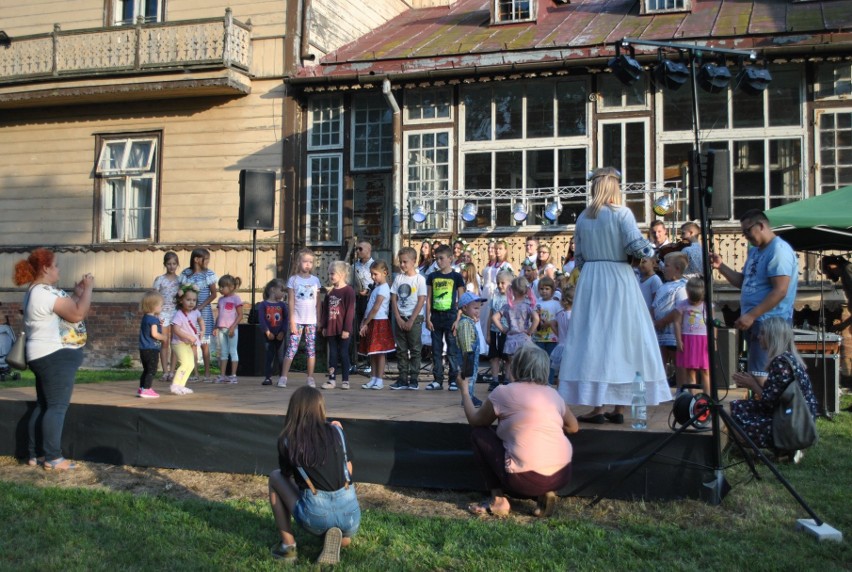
[3,301,141,368]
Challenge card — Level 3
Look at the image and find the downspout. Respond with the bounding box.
[300,0,316,61]
[382,78,402,262]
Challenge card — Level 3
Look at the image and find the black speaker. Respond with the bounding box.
[238,170,276,230]
[801,353,840,414]
[688,150,732,221]
[705,149,731,220]
[713,327,738,389]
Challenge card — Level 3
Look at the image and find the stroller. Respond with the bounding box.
[0,321,22,381]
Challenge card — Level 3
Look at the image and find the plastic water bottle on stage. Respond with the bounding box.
[631,371,647,430]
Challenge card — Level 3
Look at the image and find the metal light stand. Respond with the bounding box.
[595,39,833,530]
[248,228,258,324]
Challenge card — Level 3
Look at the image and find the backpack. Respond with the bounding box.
[771,355,818,451]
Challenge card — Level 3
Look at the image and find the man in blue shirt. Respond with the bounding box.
[710,209,798,378]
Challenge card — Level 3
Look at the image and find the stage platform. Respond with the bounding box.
[0,375,744,501]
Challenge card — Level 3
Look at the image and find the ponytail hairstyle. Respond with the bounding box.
[508,276,536,308]
[218,274,242,291]
[14,248,55,286]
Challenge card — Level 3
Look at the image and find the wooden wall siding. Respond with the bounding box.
[251,37,285,78]
[0,78,284,246]
[0,1,286,38]
[0,247,278,297]
[0,1,105,37]
[307,0,411,57]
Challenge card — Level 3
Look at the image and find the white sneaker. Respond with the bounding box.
[277,376,287,388]
[181,386,194,394]
[371,381,384,390]
[361,379,377,390]
[306,377,316,388]
[170,384,184,395]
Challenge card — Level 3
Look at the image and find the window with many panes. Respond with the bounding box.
[492,0,535,24]
[352,94,393,170]
[816,110,852,194]
[112,0,163,25]
[598,74,649,111]
[459,80,590,229]
[406,88,452,123]
[308,96,343,150]
[657,65,805,220]
[306,154,342,245]
[96,133,159,242]
[816,63,852,100]
[642,0,689,14]
[407,130,452,231]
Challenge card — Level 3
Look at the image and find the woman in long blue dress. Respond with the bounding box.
[558,168,671,423]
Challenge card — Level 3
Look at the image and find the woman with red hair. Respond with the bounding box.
[14,248,93,471]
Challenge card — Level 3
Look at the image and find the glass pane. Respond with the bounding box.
[599,75,623,108]
[526,86,554,139]
[144,0,160,22]
[624,122,647,222]
[527,149,554,224]
[464,153,492,227]
[495,151,522,226]
[494,85,523,140]
[768,69,802,127]
[99,141,126,172]
[663,86,692,132]
[732,87,764,128]
[464,88,491,142]
[557,81,587,137]
[557,148,587,224]
[662,143,692,223]
[733,140,764,218]
[126,140,153,170]
[601,124,622,171]
[767,139,802,207]
[697,88,728,130]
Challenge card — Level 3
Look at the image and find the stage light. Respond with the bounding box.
[460,202,478,222]
[608,44,643,86]
[411,204,428,224]
[512,201,528,222]
[653,194,673,216]
[544,199,562,222]
[654,57,690,91]
[738,66,772,96]
[698,62,731,93]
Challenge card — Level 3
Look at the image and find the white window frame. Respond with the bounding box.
[655,67,808,224]
[404,88,453,125]
[96,134,159,243]
[492,0,536,24]
[307,95,344,151]
[351,94,393,171]
[405,129,454,233]
[113,0,164,26]
[597,73,650,112]
[597,117,652,224]
[306,153,343,246]
[641,0,690,14]
[814,108,852,195]
[815,62,852,101]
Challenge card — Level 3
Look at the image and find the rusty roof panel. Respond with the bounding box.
[748,0,787,35]
[712,0,755,37]
[301,0,852,80]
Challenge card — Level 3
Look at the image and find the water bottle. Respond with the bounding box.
[631,371,647,430]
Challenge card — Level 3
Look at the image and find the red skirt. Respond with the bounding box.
[359,319,395,355]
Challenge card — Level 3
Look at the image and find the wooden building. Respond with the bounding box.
[0,0,410,366]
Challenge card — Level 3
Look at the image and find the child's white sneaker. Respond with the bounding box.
[306,377,316,388]
[170,384,184,395]
[371,380,384,390]
[361,379,377,390]
[277,376,287,388]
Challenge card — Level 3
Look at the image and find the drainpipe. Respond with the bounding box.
[300,0,316,62]
[382,78,402,263]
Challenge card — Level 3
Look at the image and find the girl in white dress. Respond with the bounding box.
[558,167,670,424]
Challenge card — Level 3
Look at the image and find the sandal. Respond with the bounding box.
[27,456,45,467]
[467,501,510,518]
[533,491,557,518]
[43,457,77,471]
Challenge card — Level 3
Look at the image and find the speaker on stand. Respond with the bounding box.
[237,169,276,377]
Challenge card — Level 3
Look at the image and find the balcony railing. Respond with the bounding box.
[0,9,251,83]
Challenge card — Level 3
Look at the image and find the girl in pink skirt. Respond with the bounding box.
[673,277,710,395]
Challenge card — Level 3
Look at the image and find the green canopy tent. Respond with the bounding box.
[765,185,852,251]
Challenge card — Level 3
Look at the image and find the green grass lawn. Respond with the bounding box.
[0,388,849,570]
[0,368,144,389]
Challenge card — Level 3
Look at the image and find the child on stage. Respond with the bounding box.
[258,279,288,386]
[389,247,427,391]
[321,261,355,390]
[359,260,393,390]
[215,274,243,384]
[280,249,323,388]
[456,291,487,407]
[138,290,165,398]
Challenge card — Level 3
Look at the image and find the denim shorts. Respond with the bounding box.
[294,484,361,538]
